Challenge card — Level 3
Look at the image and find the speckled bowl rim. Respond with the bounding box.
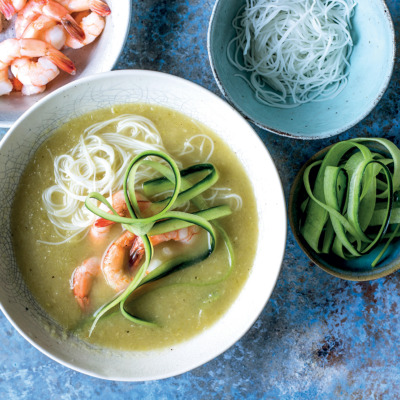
[207,0,396,140]
[0,70,287,381]
[288,144,400,281]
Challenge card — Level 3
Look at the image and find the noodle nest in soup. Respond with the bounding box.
[11,104,258,351]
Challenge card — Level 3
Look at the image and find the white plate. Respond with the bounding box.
[0,70,286,380]
[0,0,131,127]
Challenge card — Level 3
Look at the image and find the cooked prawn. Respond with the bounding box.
[22,15,66,49]
[74,218,200,307]
[71,256,101,311]
[0,69,13,96]
[0,38,75,96]
[15,0,84,41]
[12,70,46,94]
[20,82,45,94]
[90,190,130,240]
[102,230,137,292]
[102,225,201,292]
[90,190,151,240]
[65,10,104,49]
[129,225,201,269]
[0,0,26,20]
[11,56,59,94]
[57,0,110,16]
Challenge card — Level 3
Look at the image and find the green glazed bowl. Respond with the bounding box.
[289,145,400,281]
[208,0,395,140]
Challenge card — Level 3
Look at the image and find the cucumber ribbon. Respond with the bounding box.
[84,151,234,333]
[300,138,400,267]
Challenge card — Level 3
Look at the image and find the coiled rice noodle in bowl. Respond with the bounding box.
[228,0,357,108]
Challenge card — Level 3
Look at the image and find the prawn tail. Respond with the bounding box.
[90,0,111,16]
[0,0,16,20]
[94,217,114,229]
[61,14,85,41]
[12,77,23,91]
[129,236,145,269]
[75,295,89,312]
[46,48,76,75]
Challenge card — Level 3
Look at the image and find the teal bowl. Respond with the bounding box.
[208,0,395,140]
[289,145,400,281]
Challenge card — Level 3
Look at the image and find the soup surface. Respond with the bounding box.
[11,104,258,351]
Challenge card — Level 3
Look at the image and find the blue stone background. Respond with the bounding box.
[1,0,400,398]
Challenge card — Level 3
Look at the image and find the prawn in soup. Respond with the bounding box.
[11,104,258,351]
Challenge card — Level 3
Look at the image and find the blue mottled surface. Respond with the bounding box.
[1,0,400,398]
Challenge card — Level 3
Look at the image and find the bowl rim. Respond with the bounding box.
[0,0,132,128]
[288,142,400,281]
[0,69,287,381]
[207,0,396,140]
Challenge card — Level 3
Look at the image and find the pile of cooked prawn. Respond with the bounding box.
[0,0,110,96]
[72,191,201,312]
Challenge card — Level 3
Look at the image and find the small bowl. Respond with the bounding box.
[289,144,400,281]
[0,0,131,127]
[0,70,286,380]
[208,0,395,139]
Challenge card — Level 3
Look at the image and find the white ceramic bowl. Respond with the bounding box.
[0,0,131,127]
[0,70,286,381]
